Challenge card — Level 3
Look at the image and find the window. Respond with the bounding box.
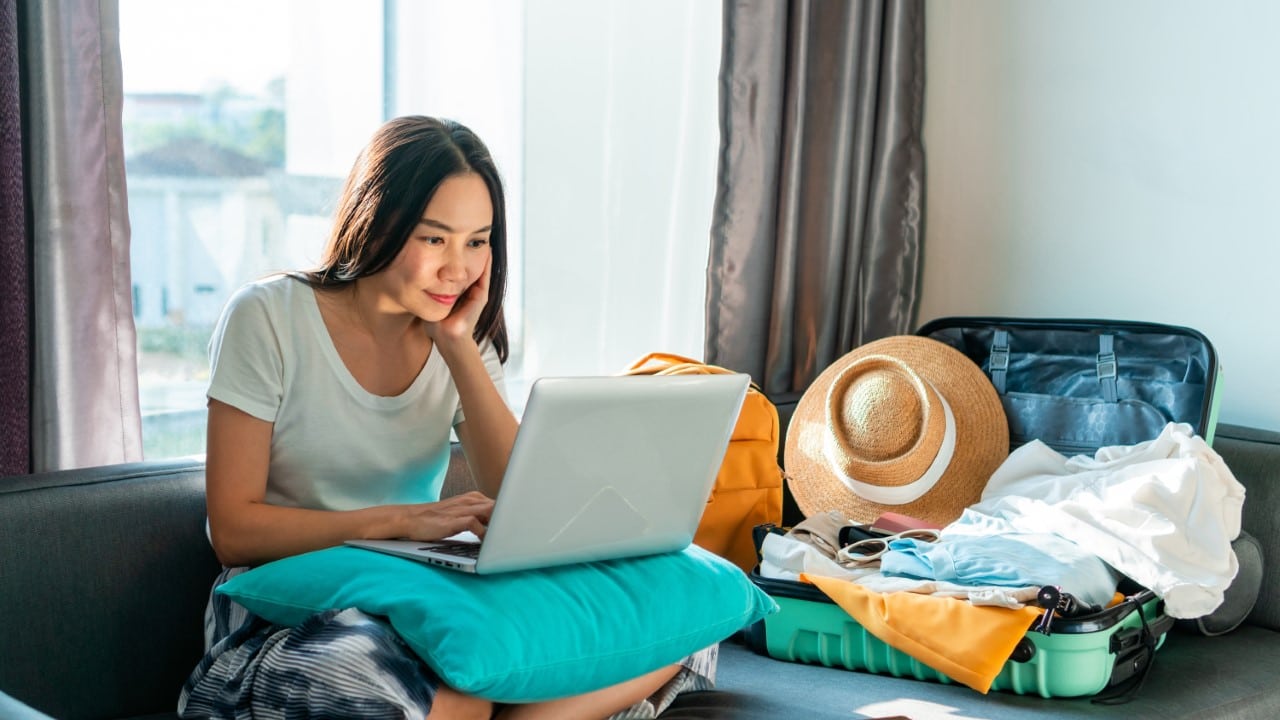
[121,0,722,458]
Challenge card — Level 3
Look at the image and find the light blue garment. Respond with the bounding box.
[880,533,1120,607]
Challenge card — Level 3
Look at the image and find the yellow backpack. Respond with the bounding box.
[623,353,784,572]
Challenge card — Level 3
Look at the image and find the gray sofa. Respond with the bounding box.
[2,423,1278,720]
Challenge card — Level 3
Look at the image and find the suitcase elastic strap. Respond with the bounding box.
[1098,334,1118,403]
[987,330,1120,403]
[989,330,1010,394]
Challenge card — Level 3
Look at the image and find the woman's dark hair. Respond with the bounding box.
[299,116,509,362]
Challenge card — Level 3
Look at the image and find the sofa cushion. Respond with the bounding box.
[0,459,220,720]
[216,544,777,702]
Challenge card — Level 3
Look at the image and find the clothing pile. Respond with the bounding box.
[764,422,1243,619]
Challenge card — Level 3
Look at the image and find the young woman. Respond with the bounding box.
[178,116,715,720]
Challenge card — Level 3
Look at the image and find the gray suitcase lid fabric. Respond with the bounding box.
[916,317,1219,455]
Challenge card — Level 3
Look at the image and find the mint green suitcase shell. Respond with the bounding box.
[746,572,1172,698]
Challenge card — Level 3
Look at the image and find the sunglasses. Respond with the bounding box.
[835,528,941,566]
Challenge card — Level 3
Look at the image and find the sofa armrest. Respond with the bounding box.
[1214,423,1280,631]
[0,458,221,719]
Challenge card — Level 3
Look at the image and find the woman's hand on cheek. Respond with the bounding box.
[426,254,491,347]
[400,491,494,541]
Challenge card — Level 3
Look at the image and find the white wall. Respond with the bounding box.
[922,0,1280,431]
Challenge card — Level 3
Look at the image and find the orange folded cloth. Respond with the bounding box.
[801,573,1043,693]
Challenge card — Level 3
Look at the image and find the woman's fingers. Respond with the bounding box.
[442,491,493,512]
[404,494,494,541]
[465,516,489,540]
[452,254,492,330]
[426,280,487,343]
[473,253,492,296]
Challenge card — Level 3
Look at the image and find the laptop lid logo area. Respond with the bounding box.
[546,485,652,547]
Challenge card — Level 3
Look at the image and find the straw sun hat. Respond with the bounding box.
[784,336,1009,526]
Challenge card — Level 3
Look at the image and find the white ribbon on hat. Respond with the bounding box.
[823,386,958,506]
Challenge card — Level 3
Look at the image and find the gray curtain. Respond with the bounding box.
[706,0,926,397]
[0,0,28,476]
[23,0,142,471]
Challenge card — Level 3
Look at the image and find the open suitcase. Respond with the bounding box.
[746,317,1220,698]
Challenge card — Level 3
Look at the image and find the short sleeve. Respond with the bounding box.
[207,283,286,422]
[453,339,508,427]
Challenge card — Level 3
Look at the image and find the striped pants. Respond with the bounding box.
[177,567,717,719]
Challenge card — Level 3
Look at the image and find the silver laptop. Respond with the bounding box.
[346,373,749,574]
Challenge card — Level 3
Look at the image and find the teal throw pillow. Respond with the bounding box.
[216,544,777,702]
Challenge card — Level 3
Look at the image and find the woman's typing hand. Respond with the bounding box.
[393,491,495,541]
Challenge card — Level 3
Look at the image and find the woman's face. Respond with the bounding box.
[378,172,493,322]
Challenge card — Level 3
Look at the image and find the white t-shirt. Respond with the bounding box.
[206,274,506,511]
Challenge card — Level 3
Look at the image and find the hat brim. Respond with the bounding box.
[784,336,1009,526]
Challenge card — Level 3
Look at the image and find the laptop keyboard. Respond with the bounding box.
[427,540,483,559]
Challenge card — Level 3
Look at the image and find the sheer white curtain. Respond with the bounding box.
[25,0,142,470]
[516,0,722,398]
[386,0,723,408]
